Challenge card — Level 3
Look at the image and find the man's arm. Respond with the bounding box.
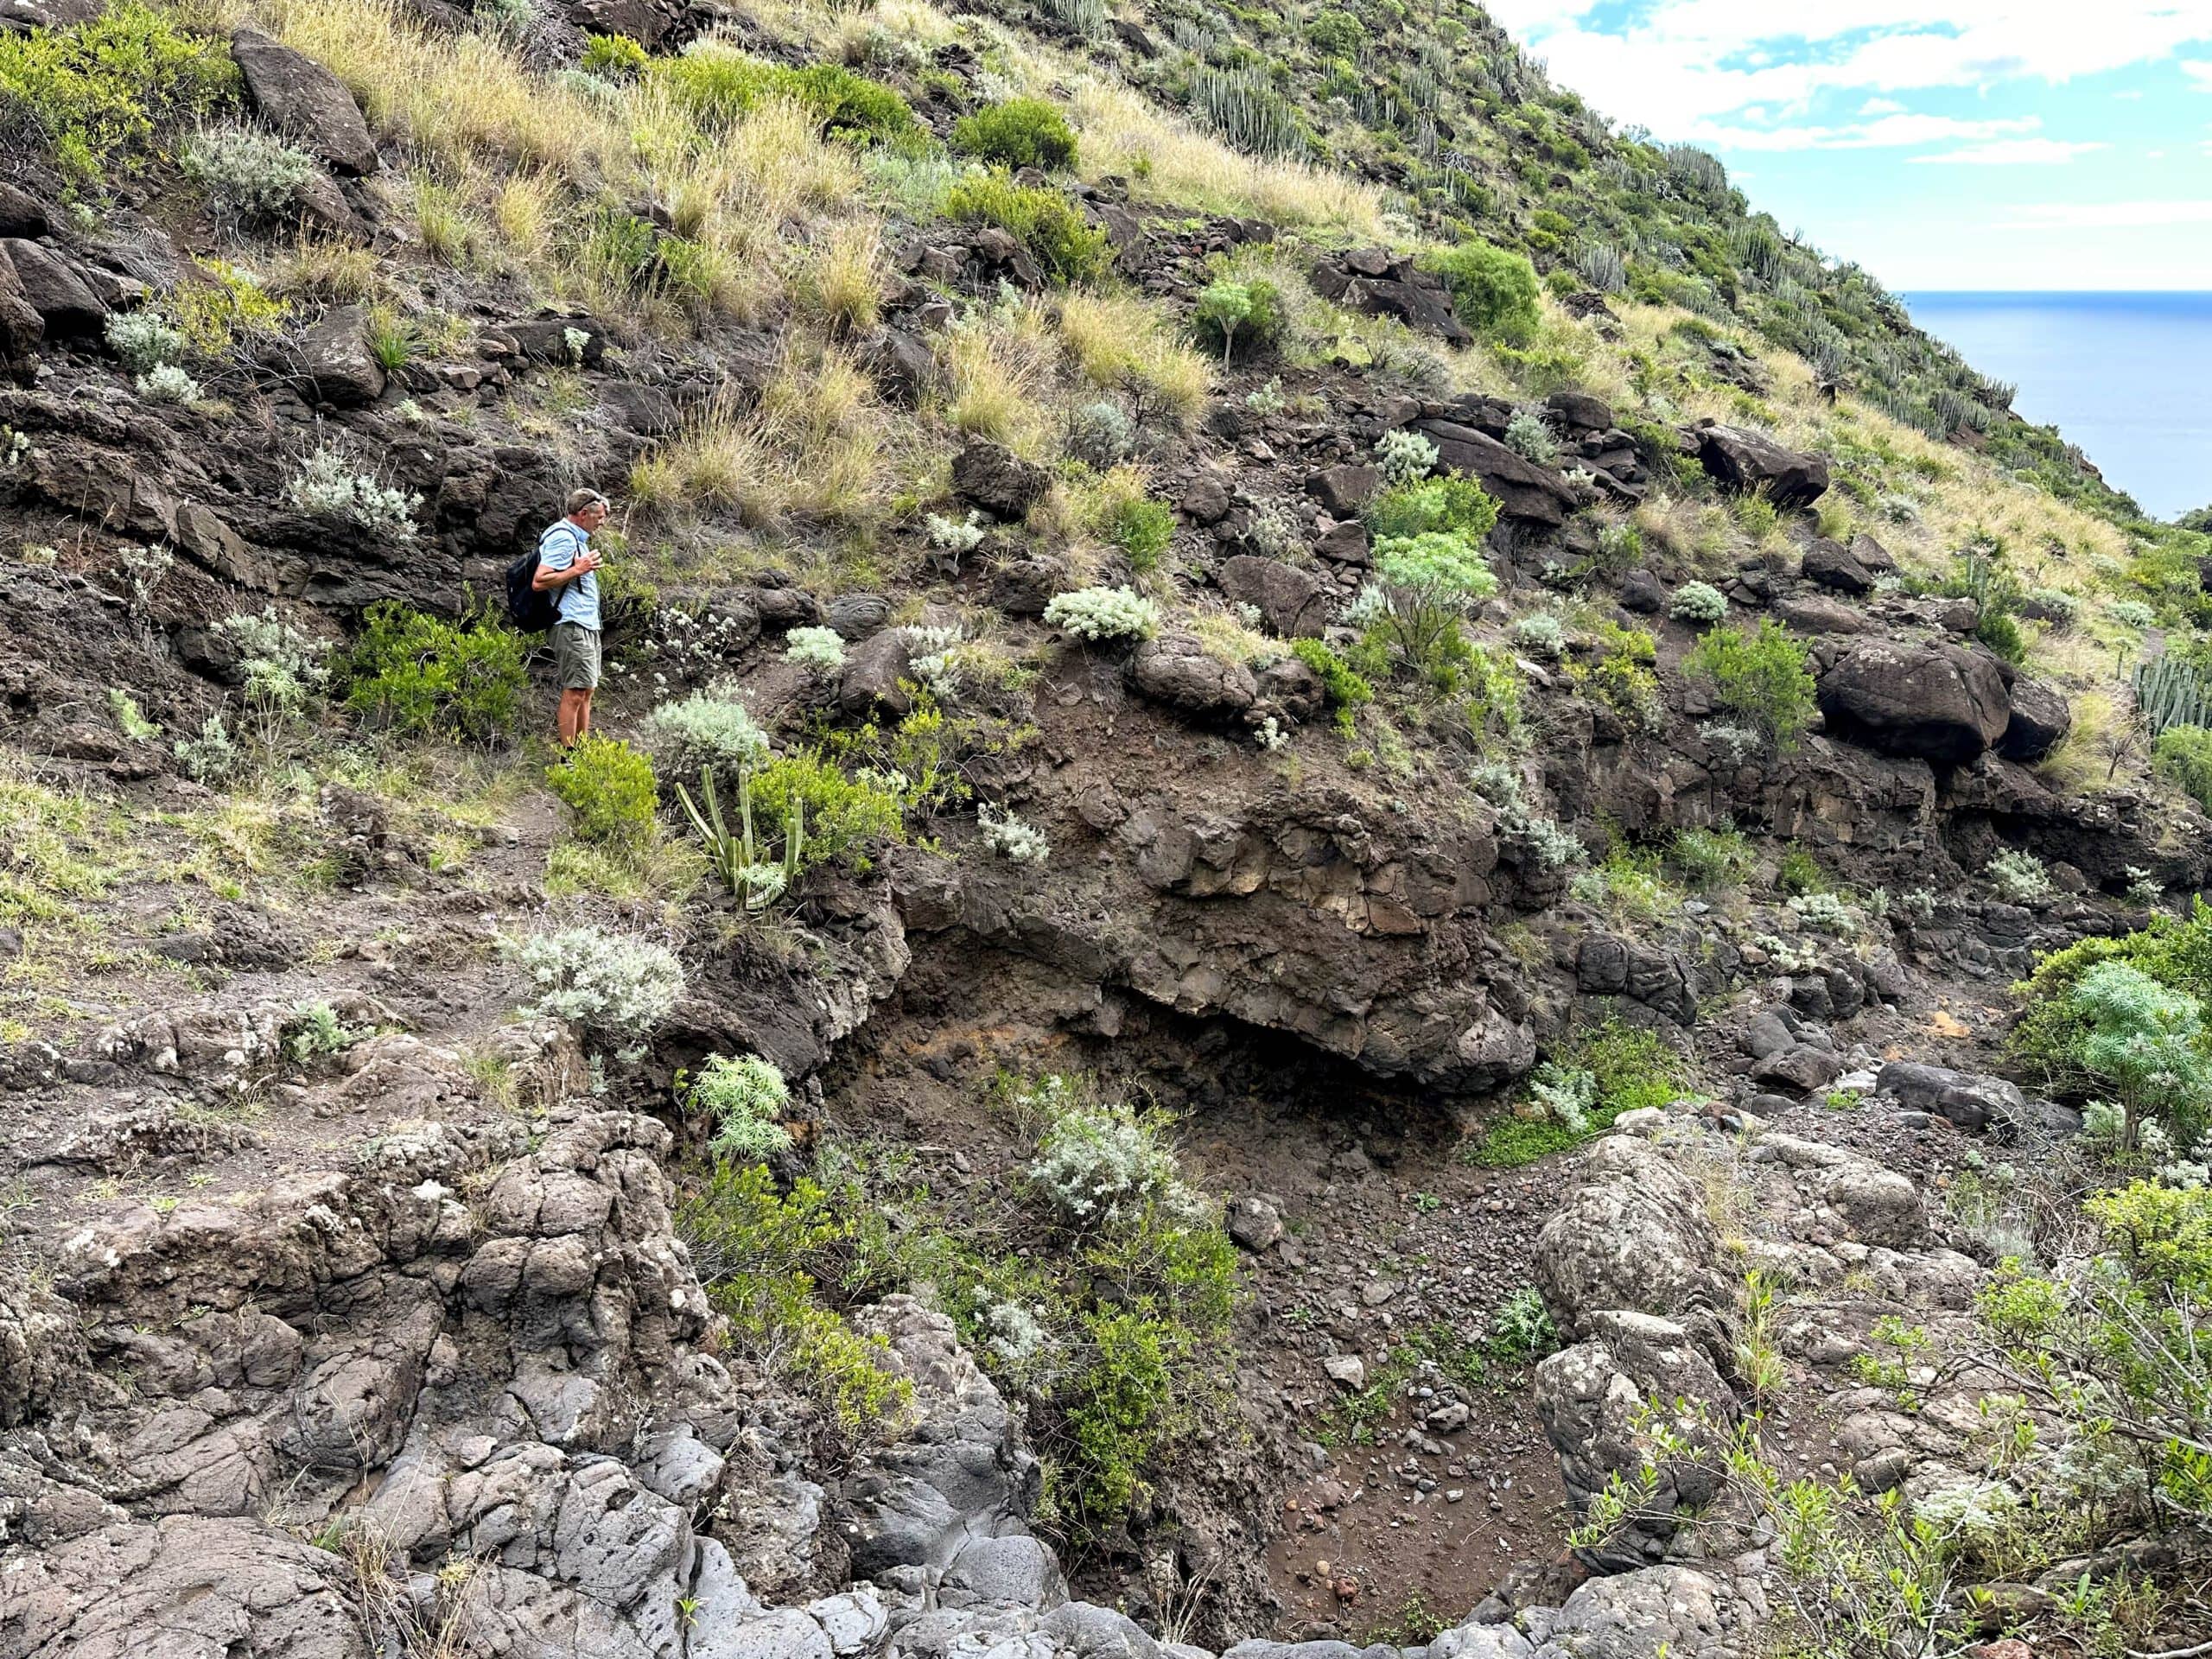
[532,532,600,590]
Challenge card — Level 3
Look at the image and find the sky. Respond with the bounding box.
[1482,0,2212,290]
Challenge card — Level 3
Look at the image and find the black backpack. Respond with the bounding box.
[504,524,569,632]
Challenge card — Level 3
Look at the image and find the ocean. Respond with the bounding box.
[1898,291,2212,524]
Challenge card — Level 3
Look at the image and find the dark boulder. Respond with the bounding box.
[1818,640,2011,764]
[866,326,937,406]
[598,381,679,437]
[838,629,916,718]
[1310,250,1470,345]
[1801,537,1874,594]
[1305,463,1378,517]
[1875,1061,2079,1137]
[295,305,386,407]
[1997,677,2072,763]
[1179,474,1232,525]
[1218,555,1325,639]
[1691,422,1828,509]
[1775,595,1866,635]
[2,239,104,337]
[1848,532,1896,575]
[1315,519,1370,567]
[0,253,43,363]
[232,27,380,175]
[1127,633,1258,721]
[487,316,608,367]
[953,440,1050,521]
[823,593,893,641]
[1545,390,1614,433]
[1417,421,1580,525]
[0,181,52,239]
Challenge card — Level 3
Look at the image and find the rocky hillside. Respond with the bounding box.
[6,0,2212,1656]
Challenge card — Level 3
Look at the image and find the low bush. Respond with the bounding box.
[1192,278,1283,362]
[1986,848,2053,904]
[580,32,646,78]
[0,2,236,188]
[747,749,906,873]
[285,447,422,540]
[1468,1021,1691,1166]
[978,803,1050,865]
[953,97,1077,169]
[648,47,918,146]
[645,686,771,779]
[340,601,528,742]
[1683,620,1815,749]
[1374,427,1439,486]
[183,125,315,222]
[1670,823,1753,889]
[944,175,1109,285]
[545,734,658,843]
[677,1163,911,1438]
[1365,476,1501,543]
[1503,407,1558,464]
[1363,531,1498,683]
[1291,638,1373,734]
[1099,493,1174,569]
[1422,238,1541,344]
[504,925,684,1046]
[785,626,847,671]
[1045,585,1159,642]
[1669,581,1728,626]
[1511,611,1566,659]
[690,1053,793,1161]
[1028,1098,1195,1228]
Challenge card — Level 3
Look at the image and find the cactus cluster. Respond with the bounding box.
[1190,67,1306,157]
[678,766,805,911]
[2133,652,2212,737]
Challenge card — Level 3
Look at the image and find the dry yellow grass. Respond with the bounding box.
[1056,75,1390,238]
[940,299,1064,457]
[800,220,886,334]
[1057,290,1212,428]
[632,347,905,531]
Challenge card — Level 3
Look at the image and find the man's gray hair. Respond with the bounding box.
[567,487,609,515]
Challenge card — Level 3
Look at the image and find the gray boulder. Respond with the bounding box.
[1817,640,2011,764]
[1535,1310,1734,1533]
[3,238,104,337]
[1692,422,1829,508]
[1128,633,1259,721]
[1997,677,2072,763]
[1218,555,1325,639]
[837,628,916,718]
[1533,1136,1732,1350]
[1416,421,1580,524]
[296,305,386,407]
[1801,537,1874,594]
[232,27,380,175]
[0,250,43,362]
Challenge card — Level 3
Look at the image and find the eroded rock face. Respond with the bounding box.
[1817,641,2012,764]
[1533,1136,1733,1354]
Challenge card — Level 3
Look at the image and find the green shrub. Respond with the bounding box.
[1467,1020,1690,1166]
[1305,7,1362,54]
[1045,585,1159,641]
[1292,638,1374,734]
[1192,278,1284,362]
[340,602,528,741]
[1101,495,1174,569]
[1568,620,1663,731]
[1366,530,1498,682]
[545,734,658,842]
[2155,724,2212,810]
[690,1053,793,1161]
[0,2,236,189]
[1365,477,1500,543]
[747,749,906,872]
[580,32,647,78]
[677,1164,911,1438]
[1670,823,1753,890]
[1684,619,1815,749]
[952,97,1077,169]
[648,48,919,145]
[1422,238,1541,345]
[944,174,1109,285]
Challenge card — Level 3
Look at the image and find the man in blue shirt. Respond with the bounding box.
[534,488,610,746]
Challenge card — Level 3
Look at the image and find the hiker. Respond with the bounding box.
[534,488,609,746]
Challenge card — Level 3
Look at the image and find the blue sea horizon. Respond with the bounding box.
[1899,289,2212,523]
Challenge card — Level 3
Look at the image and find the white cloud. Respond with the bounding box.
[1910,137,2108,163]
[2184,60,2212,89]
[1503,3,2212,134]
[1859,96,1907,114]
[1687,112,2039,152]
[1994,200,2212,229]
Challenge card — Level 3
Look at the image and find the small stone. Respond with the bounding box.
[1321,1355,1367,1390]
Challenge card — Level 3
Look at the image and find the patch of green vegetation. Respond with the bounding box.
[1099,493,1174,569]
[339,603,528,742]
[1421,238,1541,344]
[2007,899,2212,1112]
[952,97,1077,169]
[746,749,906,874]
[1465,1020,1692,1168]
[1669,822,1753,891]
[646,49,919,146]
[2153,725,2212,812]
[0,2,236,191]
[944,174,1109,285]
[1683,619,1816,750]
[1192,276,1285,362]
[544,734,658,842]
[677,1162,913,1438]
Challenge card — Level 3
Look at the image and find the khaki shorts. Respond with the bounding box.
[552,621,601,690]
